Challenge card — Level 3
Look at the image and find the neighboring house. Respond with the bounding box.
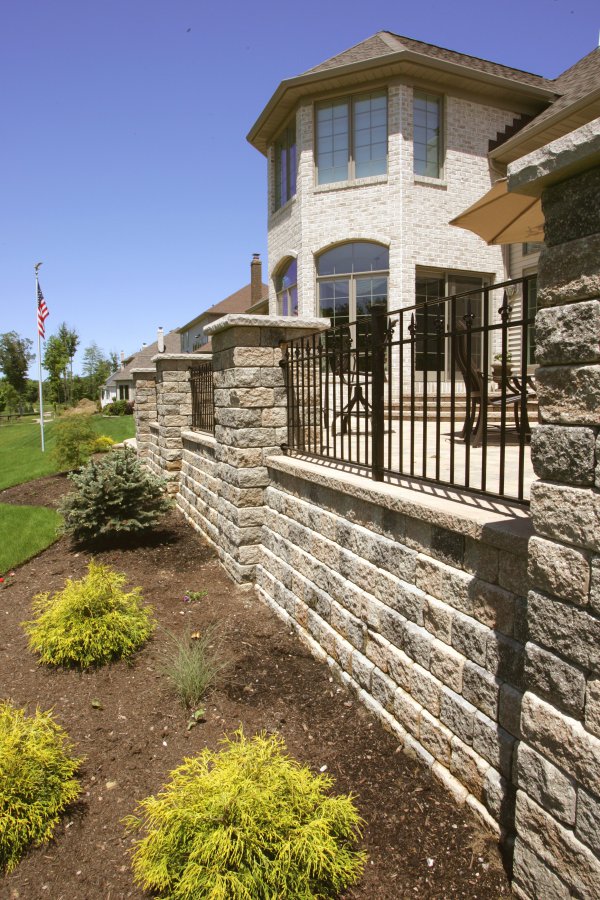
[178,254,268,353]
[100,329,180,408]
[101,254,268,406]
[248,32,599,377]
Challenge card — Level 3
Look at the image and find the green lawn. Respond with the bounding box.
[0,415,135,490]
[0,504,62,574]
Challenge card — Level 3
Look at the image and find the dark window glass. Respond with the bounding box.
[275,259,298,316]
[317,242,389,277]
[526,275,538,365]
[413,92,442,178]
[274,123,297,210]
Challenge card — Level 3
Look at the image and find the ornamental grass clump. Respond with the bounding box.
[23,562,155,668]
[0,701,82,873]
[161,625,227,709]
[59,446,171,543]
[125,730,366,899]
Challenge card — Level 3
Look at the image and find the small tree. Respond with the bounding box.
[0,331,35,414]
[52,414,96,470]
[59,447,171,542]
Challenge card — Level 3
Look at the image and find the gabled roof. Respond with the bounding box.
[248,30,557,155]
[177,281,268,333]
[490,47,600,163]
[104,330,181,386]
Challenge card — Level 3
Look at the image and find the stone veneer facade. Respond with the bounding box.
[506,126,600,900]
[267,87,517,317]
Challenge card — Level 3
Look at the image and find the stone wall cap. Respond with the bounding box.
[266,454,532,547]
[508,117,600,197]
[151,353,196,363]
[181,429,216,447]
[204,313,330,336]
[130,367,157,375]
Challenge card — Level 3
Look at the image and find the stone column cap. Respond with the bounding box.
[151,353,196,363]
[508,117,600,197]
[131,367,157,375]
[204,314,330,336]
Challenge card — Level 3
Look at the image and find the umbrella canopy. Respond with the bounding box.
[449,178,544,245]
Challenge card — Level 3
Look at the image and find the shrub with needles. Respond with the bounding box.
[124,729,365,899]
[0,702,82,873]
[23,562,155,668]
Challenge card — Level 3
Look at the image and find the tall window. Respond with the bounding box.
[317,242,388,324]
[525,274,538,366]
[413,92,442,178]
[275,259,298,316]
[316,91,387,185]
[274,123,297,210]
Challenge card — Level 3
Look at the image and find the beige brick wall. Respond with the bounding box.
[267,85,520,317]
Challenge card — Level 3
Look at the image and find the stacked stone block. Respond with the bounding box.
[154,355,193,494]
[508,152,600,897]
[131,368,160,474]
[200,315,328,583]
[177,429,221,549]
[256,455,531,838]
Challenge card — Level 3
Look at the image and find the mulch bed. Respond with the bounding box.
[0,475,510,899]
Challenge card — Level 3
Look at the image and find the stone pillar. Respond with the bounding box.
[153,354,193,495]
[508,127,600,898]
[204,314,329,584]
[131,368,157,460]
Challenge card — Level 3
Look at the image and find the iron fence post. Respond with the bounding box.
[371,308,386,481]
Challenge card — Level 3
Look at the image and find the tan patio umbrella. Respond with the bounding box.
[449,178,544,245]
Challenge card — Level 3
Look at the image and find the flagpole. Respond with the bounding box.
[35,262,45,452]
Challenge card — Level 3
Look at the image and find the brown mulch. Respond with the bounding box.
[0,475,510,899]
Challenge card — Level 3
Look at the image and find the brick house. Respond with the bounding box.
[247,32,599,379]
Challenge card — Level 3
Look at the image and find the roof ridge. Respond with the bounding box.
[383,30,548,83]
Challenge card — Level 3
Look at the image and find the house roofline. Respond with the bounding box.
[247,47,557,155]
[489,84,600,164]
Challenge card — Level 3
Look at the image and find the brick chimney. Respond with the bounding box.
[250,253,263,304]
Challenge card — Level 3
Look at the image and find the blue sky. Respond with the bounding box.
[1,0,598,374]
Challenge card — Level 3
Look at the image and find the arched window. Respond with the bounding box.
[275,259,298,316]
[316,242,388,326]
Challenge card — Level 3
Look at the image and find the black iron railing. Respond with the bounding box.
[282,276,537,504]
[190,361,215,434]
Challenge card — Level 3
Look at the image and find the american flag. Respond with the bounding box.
[37,282,49,338]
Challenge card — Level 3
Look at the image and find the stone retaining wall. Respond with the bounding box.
[255,455,530,839]
[147,422,161,478]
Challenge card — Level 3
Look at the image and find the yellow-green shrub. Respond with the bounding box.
[0,702,82,873]
[125,730,365,899]
[89,434,115,453]
[23,562,155,668]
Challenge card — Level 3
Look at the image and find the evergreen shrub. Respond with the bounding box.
[125,730,366,899]
[104,400,133,416]
[89,434,115,453]
[52,413,96,469]
[0,702,82,873]
[59,447,171,542]
[23,561,156,668]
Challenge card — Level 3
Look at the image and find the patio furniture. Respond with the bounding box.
[454,322,536,448]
